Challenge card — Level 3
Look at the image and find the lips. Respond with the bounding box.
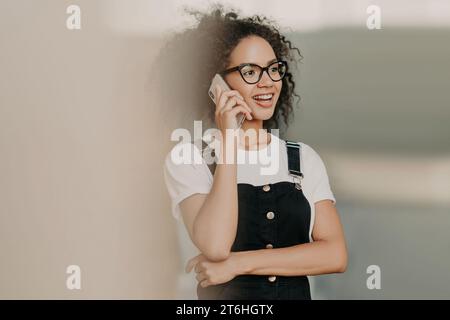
[252,93,274,108]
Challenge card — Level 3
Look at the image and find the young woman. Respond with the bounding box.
[162,6,347,300]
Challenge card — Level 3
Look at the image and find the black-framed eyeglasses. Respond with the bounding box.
[220,60,288,84]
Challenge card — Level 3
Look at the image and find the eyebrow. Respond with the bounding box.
[243,58,278,67]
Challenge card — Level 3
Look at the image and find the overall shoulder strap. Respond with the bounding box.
[285,140,303,178]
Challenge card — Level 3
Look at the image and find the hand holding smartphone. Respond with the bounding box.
[208,74,246,128]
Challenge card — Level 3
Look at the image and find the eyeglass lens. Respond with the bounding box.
[240,61,286,84]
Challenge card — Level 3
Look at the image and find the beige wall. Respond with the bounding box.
[0,0,180,298]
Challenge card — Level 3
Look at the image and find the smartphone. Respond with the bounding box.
[208,74,245,128]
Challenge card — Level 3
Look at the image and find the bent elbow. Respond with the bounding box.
[334,251,348,273]
[336,260,347,273]
[202,248,230,262]
[193,232,232,262]
[193,238,231,262]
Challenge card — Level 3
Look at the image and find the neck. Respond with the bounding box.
[239,119,271,150]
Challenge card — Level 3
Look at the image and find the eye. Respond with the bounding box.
[243,70,255,76]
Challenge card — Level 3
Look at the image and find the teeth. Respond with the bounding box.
[253,94,273,100]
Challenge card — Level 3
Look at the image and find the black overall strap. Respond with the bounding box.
[285,140,303,178]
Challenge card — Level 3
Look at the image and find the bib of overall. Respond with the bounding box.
[196,140,312,300]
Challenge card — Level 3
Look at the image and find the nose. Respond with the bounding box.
[257,69,274,87]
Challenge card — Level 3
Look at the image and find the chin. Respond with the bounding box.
[246,97,278,120]
[251,109,275,121]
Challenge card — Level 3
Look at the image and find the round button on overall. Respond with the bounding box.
[266,244,273,249]
[266,211,275,220]
[268,276,277,282]
[262,184,271,192]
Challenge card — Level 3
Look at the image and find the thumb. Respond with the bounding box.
[185,254,200,273]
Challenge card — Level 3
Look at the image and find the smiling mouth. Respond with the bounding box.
[252,93,274,107]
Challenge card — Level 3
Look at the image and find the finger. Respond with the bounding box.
[219,96,240,115]
[216,97,241,122]
[194,262,204,273]
[236,101,252,120]
[220,98,253,120]
[227,105,253,121]
[200,279,211,288]
[221,90,243,100]
[217,94,237,114]
[217,90,244,111]
[229,96,252,117]
[185,259,195,273]
[238,98,253,115]
[185,255,200,273]
[196,272,207,282]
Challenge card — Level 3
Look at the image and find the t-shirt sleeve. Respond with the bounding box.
[303,144,336,205]
[163,142,213,221]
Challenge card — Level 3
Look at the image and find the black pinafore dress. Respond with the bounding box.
[197,140,312,300]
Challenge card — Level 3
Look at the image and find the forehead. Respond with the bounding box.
[228,36,277,66]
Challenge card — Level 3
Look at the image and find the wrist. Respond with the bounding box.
[231,251,252,276]
[217,132,238,164]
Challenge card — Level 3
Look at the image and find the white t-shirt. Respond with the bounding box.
[163,134,336,241]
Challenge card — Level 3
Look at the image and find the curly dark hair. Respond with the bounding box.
[153,3,303,134]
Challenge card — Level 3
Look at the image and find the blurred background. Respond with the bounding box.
[0,0,449,299]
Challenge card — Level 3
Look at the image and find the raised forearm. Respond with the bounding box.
[234,239,348,276]
[193,136,239,261]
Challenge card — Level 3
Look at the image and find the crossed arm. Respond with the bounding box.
[183,198,347,287]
